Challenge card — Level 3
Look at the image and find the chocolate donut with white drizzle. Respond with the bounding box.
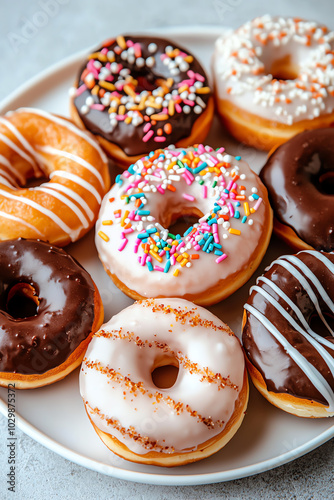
[242,250,334,417]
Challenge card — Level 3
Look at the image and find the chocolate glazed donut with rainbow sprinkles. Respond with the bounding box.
[70,35,214,167]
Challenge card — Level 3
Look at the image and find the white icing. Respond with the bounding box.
[95,146,270,299]
[257,276,334,351]
[213,15,334,124]
[0,154,25,184]
[250,285,334,379]
[16,107,108,165]
[271,256,334,336]
[0,210,43,236]
[44,182,94,221]
[37,145,105,189]
[0,132,37,170]
[0,117,44,175]
[0,188,78,240]
[80,298,245,454]
[34,185,89,228]
[244,303,334,411]
[50,170,102,204]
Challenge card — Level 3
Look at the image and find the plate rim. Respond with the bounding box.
[0,396,333,486]
[0,24,333,486]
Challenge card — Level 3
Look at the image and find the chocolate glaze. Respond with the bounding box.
[242,251,334,405]
[0,239,96,375]
[260,128,334,251]
[73,35,211,156]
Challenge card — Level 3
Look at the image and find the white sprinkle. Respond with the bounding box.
[80,105,89,115]
[85,96,94,106]
[148,43,158,53]
[146,57,155,67]
[179,62,189,72]
[135,57,145,68]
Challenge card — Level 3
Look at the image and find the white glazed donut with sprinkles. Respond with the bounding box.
[95,145,273,305]
[80,298,249,466]
[213,15,334,150]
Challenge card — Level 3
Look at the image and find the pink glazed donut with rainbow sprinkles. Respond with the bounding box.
[95,145,273,305]
[213,15,334,150]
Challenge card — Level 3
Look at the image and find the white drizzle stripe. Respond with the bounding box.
[0,188,77,240]
[0,117,44,175]
[34,186,89,228]
[49,170,102,204]
[257,276,334,351]
[0,132,37,169]
[0,177,17,189]
[45,182,94,221]
[244,303,334,411]
[0,210,43,236]
[283,255,334,314]
[303,250,334,275]
[251,285,334,379]
[0,168,18,187]
[269,258,334,337]
[38,145,105,189]
[16,108,108,164]
[0,154,25,184]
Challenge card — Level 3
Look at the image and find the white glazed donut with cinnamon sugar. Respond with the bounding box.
[80,298,248,467]
[95,145,272,306]
[213,15,334,150]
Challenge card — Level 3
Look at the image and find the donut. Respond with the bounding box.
[212,15,334,151]
[80,298,248,466]
[260,128,334,252]
[0,108,110,246]
[0,238,104,389]
[242,250,334,418]
[70,35,214,168]
[95,145,273,306]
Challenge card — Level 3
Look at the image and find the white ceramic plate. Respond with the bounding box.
[0,26,333,486]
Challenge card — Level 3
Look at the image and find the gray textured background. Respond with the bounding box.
[1,1,334,499]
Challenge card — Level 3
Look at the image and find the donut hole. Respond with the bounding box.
[268,54,299,81]
[168,214,201,237]
[309,312,334,338]
[151,355,179,389]
[23,175,49,189]
[306,152,334,195]
[6,283,39,319]
[317,171,334,195]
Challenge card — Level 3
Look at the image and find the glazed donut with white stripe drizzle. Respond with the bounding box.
[0,108,110,246]
[242,250,334,418]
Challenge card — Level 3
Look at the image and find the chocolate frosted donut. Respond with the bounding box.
[70,35,214,167]
[0,239,103,388]
[260,128,334,251]
[242,250,334,417]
